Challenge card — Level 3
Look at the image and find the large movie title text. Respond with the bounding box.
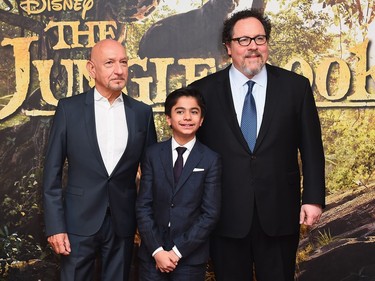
[1,20,375,120]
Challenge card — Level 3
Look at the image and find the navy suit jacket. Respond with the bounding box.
[136,139,221,265]
[43,88,157,238]
[190,64,325,238]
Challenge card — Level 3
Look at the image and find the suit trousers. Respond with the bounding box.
[139,227,206,281]
[210,208,300,281]
[60,213,134,281]
[138,259,206,281]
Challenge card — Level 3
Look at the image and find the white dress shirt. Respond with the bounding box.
[94,89,128,175]
[229,64,268,136]
[171,137,196,167]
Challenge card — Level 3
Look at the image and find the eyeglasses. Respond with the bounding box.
[231,35,267,46]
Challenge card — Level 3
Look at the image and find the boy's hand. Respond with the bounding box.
[168,249,180,265]
[154,250,177,273]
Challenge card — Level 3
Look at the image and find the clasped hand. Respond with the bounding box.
[154,250,180,273]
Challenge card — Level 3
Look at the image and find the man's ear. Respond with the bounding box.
[224,42,231,57]
[86,60,96,79]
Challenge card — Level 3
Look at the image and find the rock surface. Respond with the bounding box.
[297,184,375,281]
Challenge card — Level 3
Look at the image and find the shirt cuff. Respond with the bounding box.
[152,247,164,257]
[172,245,182,258]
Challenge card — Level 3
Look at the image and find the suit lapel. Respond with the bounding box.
[83,89,108,175]
[123,93,135,150]
[110,93,134,176]
[159,139,174,188]
[174,141,203,194]
[254,65,281,150]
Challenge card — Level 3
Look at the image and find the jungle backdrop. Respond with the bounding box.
[0,0,374,280]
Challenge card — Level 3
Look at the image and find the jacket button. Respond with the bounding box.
[171,203,174,208]
[251,156,256,160]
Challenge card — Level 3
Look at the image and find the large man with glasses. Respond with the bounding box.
[190,9,325,281]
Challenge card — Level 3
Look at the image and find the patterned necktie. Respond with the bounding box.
[174,147,187,183]
[241,80,257,151]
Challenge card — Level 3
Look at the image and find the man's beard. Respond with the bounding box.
[108,80,126,91]
[242,60,264,77]
[241,51,265,77]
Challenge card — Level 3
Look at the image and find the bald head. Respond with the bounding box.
[86,39,129,102]
[90,39,125,61]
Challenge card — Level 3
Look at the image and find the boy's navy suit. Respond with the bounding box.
[136,138,221,266]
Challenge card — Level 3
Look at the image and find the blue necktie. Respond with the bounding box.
[241,80,257,151]
[174,147,187,184]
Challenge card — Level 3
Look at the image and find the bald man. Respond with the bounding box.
[43,39,157,281]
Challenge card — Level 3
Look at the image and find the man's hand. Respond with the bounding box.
[300,204,323,226]
[47,233,71,255]
[154,250,178,273]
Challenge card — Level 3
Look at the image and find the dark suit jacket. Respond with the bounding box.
[43,88,157,238]
[190,64,325,238]
[136,139,221,265]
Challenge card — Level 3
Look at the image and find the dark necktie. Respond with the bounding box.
[241,80,257,151]
[173,147,187,184]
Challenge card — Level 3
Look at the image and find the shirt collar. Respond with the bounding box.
[171,137,196,152]
[94,88,124,104]
[229,64,267,88]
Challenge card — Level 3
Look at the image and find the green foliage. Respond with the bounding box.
[0,169,44,264]
[0,226,22,260]
[0,226,42,265]
[315,229,336,247]
[154,113,172,141]
[266,0,375,194]
[126,5,177,58]
[268,0,335,67]
[2,172,42,228]
[320,109,375,192]
[317,0,375,37]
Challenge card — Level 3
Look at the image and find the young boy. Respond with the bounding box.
[136,87,222,281]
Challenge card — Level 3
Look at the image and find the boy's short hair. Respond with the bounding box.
[164,87,206,117]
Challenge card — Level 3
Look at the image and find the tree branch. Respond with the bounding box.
[0,10,45,35]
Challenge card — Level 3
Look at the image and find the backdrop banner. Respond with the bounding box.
[0,0,374,280]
